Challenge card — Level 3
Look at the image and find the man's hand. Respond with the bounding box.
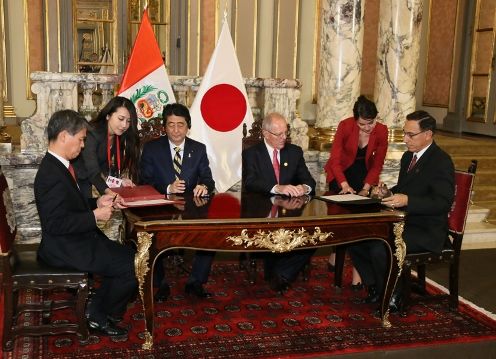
[170,179,186,194]
[193,184,208,197]
[97,194,115,207]
[381,193,408,209]
[274,195,306,210]
[276,184,306,197]
[93,206,113,221]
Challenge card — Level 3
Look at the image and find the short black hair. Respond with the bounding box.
[162,103,191,128]
[353,95,378,120]
[46,110,89,142]
[406,110,437,133]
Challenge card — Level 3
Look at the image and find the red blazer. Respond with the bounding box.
[324,117,388,187]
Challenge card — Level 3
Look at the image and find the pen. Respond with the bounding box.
[111,194,118,205]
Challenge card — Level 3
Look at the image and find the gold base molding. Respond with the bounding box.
[3,105,16,118]
[309,125,405,151]
[309,127,336,152]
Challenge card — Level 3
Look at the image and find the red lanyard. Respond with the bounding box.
[107,133,121,177]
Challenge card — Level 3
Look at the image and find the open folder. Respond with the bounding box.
[112,185,182,207]
[315,194,381,205]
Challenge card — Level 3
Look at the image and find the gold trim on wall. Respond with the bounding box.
[312,0,320,103]
[23,0,31,99]
[252,0,257,76]
[292,0,300,78]
[273,0,281,76]
[45,0,50,71]
[187,0,191,74]
[1,0,7,101]
[57,0,61,72]
[197,0,200,75]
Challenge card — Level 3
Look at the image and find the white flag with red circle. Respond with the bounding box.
[118,7,175,126]
[189,21,254,193]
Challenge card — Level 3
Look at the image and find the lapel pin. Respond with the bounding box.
[188,153,191,158]
[284,162,288,166]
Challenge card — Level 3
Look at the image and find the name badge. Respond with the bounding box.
[106,175,123,188]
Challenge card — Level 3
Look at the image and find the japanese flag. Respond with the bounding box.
[189,21,254,193]
[118,7,175,125]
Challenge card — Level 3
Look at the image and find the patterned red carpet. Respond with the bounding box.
[2,257,496,358]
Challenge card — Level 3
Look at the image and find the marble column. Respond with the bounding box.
[374,0,423,128]
[316,0,365,128]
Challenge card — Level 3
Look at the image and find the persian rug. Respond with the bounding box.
[2,257,496,358]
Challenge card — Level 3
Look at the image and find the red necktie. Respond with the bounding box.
[407,154,417,172]
[68,163,77,182]
[270,204,278,218]
[272,148,280,184]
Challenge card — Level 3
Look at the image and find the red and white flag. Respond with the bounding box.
[189,21,254,193]
[118,7,175,125]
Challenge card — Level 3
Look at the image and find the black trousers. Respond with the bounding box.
[348,236,428,294]
[264,249,316,282]
[154,250,215,286]
[87,240,137,325]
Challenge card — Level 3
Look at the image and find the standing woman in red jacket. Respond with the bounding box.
[324,95,388,288]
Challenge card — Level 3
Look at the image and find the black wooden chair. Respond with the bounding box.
[400,165,476,314]
[0,172,89,351]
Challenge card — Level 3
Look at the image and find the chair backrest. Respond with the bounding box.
[0,172,16,254]
[448,170,475,239]
[138,117,166,146]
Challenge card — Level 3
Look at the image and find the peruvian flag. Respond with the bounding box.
[118,6,175,125]
[189,21,254,193]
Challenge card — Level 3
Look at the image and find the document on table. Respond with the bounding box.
[315,194,381,205]
[122,198,183,207]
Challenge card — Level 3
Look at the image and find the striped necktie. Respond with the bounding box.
[173,146,182,180]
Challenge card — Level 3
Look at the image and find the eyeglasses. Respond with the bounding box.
[403,130,426,139]
[265,129,288,138]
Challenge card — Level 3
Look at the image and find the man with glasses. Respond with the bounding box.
[242,112,316,293]
[350,110,455,311]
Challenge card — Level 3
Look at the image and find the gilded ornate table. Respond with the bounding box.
[124,192,405,349]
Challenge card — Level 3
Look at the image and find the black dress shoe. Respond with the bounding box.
[388,292,402,313]
[87,319,128,336]
[107,314,123,325]
[351,283,364,292]
[364,285,380,304]
[154,282,171,302]
[185,282,212,298]
[269,274,290,294]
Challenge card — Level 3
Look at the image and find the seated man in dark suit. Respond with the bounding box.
[349,110,455,311]
[34,110,137,337]
[141,103,216,300]
[242,112,316,293]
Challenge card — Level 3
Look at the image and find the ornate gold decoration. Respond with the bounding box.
[134,231,153,350]
[393,221,406,274]
[381,221,405,328]
[227,227,332,253]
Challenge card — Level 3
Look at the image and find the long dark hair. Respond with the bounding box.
[91,96,140,182]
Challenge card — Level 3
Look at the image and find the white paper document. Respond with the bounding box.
[316,194,381,204]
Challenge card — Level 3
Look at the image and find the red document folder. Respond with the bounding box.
[112,185,164,202]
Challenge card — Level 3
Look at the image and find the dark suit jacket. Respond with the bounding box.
[324,117,388,185]
[392,141,455,253]
[140,136,215,194]
[73,124,117,196]
[34,152,112,271]
[242,141,316,193]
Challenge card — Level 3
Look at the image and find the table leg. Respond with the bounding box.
[380,222,406,327]
[134,231,154,350]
